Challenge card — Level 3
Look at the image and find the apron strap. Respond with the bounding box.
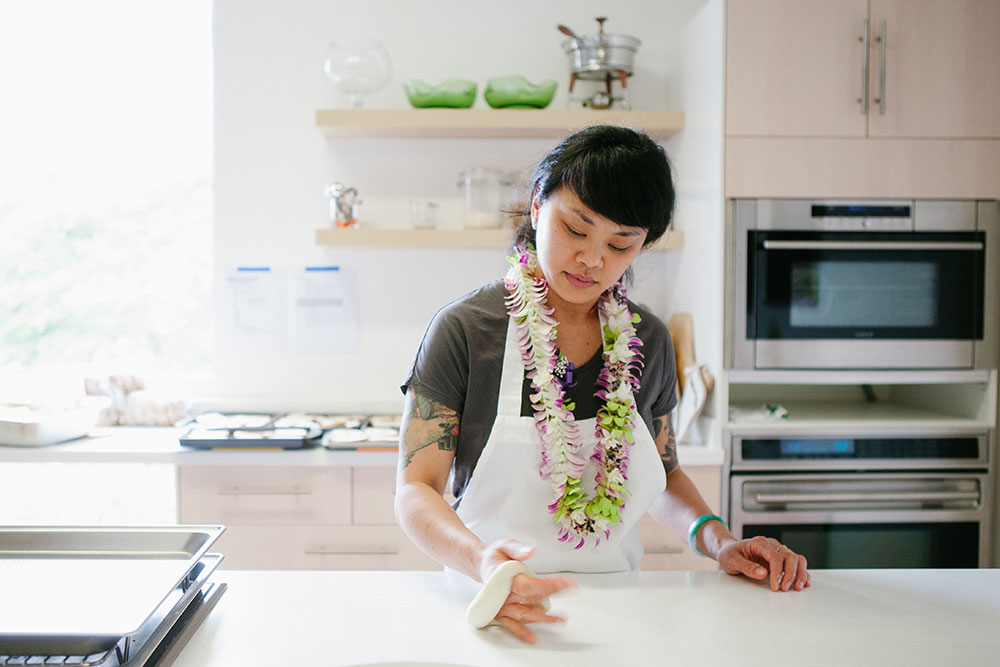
[497,317,526,417]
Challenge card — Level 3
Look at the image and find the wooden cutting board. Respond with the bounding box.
[667,313,695,395]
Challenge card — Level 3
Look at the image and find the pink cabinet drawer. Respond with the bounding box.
[639,464,723,571]
[351,466,457,526]
[213,525,440,571]
[352,466,397,525]
[179,466,351,526]
[639,522,718,571]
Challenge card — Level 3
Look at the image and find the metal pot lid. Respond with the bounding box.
[561,33,641,51]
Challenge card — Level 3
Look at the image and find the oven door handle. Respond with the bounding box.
[753,490,980,505]
[761,240,984,251]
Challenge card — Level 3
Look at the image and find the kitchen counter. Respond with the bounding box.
[172,568,1000,666]
[0,426,397,467]
[0,426,727,467]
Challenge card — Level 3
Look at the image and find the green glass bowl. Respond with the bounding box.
[403,78,477,108]
[484,76,557,109]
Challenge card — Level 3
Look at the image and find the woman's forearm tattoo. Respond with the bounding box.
[400,393,460,468]
[653,414,678,474]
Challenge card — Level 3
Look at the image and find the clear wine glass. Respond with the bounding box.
[323,38,392,108]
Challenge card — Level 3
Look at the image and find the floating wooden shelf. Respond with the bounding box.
[315,228,684,249]
[314,109,685,140]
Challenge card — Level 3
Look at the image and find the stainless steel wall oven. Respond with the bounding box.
[726,431,993,568]
[730,199,999,370]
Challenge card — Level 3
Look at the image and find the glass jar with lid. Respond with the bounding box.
[457,167,510,229]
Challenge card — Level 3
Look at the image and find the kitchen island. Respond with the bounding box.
[172,568,1000,666]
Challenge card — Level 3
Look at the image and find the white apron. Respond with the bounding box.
[454,316,667,575]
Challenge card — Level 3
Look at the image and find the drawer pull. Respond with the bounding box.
[645,546,684,555]
[217,487,313,496]
[304,546,399,556]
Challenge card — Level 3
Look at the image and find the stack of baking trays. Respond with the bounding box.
[0,526,226,666]
[178,412,401,451]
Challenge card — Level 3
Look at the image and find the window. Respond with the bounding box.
[0,1,213,394]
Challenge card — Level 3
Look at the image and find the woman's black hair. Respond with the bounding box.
[510,124,676,252]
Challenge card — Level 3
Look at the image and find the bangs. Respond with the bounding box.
[534,126,674,246]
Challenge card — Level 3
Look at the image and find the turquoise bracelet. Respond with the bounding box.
[687,514,727,558]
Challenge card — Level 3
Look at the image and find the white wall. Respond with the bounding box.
[212,0,723,415]
[663,0,726,444]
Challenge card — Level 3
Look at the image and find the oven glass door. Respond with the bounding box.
[730,473,988,568]
[740,521,980,569]
[748,231,984,340]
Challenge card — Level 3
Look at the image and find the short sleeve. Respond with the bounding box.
[630,301,677,419]
[401,302,472,414]
[650,325,677,417]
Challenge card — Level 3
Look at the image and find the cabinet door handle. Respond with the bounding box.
[875,20,887,114]
[304,546,399,556]
[858,20,870,113]
[645,546,685,555]
[217,487,312,496]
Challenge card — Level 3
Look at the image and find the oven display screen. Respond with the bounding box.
[811,204,911,217]
[779,439,855,456]
[742,437,980,460]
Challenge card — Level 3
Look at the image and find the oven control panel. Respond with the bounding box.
[809,203,913,231]
[809,217,914,231]
[741,437,980,460]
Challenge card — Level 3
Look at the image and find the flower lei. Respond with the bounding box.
[504,244,644,548]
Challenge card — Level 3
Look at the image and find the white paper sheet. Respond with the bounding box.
[219,267,288,357]
[291,266,359,355]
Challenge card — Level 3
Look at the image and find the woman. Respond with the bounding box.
[396,125,809,643]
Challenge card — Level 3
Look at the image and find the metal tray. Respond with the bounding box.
[179,426,322,449]
[109,553,226,667]
[0,525,224,656]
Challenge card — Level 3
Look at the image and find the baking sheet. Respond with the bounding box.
[179,425,322,449]
[0,525,224,655]
[321,426,400,450]
[179,412,323,449]
[178,412,400,450]
[113,553,226,667]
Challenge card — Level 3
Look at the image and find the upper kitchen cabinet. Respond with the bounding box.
[727,0,869,138]
[726,0,1000,139]
[866,0,1000,139]
[725,0,1000,198]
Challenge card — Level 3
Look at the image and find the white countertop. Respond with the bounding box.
[172,568,1000,666]
[0,426,726,467]
[0,426,398,467]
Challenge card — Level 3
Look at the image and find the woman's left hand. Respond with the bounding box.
[717,536,810,592]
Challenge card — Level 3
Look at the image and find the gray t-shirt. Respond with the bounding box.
[402,279,678,501]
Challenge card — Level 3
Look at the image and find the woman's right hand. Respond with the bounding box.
[478,539,577,644]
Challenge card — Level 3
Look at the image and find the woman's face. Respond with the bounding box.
[531,187,647,311]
